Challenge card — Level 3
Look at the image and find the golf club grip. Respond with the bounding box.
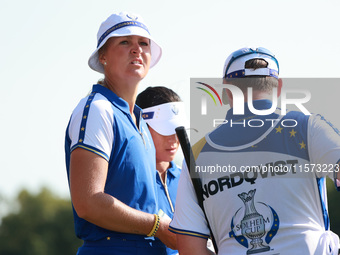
[175,126,193,170]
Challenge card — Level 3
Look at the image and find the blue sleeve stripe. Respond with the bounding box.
[71,91,110,161]
[71,144,109,161]
[168,226,210,239]
[317,177,330,230]
[78,92,96,144]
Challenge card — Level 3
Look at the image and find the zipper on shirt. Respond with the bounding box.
[129,111,147,149]
[158,171,174,213]
[139,129,147,149]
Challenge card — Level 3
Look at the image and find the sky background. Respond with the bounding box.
[1,0,340,202]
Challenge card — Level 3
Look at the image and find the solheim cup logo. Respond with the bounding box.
[171,104,179,115]
[229,189,280,254]
[238,190,269,254]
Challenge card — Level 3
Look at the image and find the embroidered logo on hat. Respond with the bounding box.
[126,14,138,20]
[171,105,179,115]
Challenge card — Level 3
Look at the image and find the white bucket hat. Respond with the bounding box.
[88,11,162,73]
[142,102,188,136]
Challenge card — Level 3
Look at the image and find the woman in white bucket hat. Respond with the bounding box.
[65,12,176,254]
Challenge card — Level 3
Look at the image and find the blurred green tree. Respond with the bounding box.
[0,188,82,255]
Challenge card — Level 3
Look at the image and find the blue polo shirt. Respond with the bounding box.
[156,161,181,255]
[65,84,159,243]
[156,161,181,219]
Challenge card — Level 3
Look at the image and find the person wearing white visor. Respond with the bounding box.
[65,12,176,255]
[141,101,187,137]
[171,47,340,255]
[136,86,188,255]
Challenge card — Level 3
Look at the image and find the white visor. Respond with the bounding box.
[142,102,188,136]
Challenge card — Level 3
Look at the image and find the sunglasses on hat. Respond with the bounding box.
[224,47,279,78]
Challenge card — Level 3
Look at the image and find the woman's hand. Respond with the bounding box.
[155,215,177,250]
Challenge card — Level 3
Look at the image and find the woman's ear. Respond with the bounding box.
[99,52,106,66]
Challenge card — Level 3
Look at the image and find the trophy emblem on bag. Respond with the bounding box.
[238,189,270,254]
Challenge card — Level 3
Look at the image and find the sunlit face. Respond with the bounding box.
[148,126,179,163]
[99,35,151,82]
